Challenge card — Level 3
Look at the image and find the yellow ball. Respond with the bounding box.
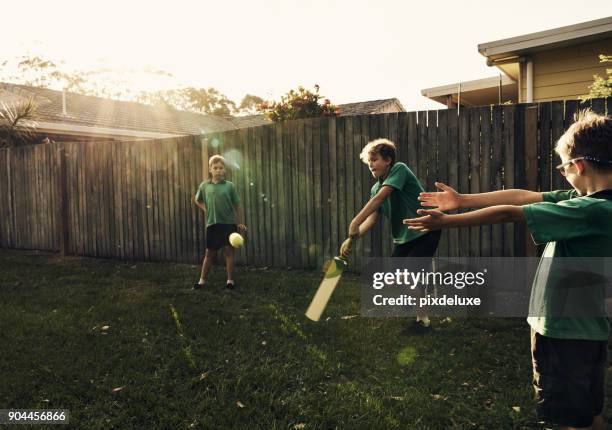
[229,232,244,248]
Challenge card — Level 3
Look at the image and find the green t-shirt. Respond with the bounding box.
[195,180,240,226]
[522,189,612,341]
[370,162,425,245]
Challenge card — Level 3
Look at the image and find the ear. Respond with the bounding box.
[575,160,586,175]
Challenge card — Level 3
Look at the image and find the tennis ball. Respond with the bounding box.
[229,232,244,248]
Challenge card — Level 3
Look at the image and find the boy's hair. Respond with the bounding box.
[209,154,226,167]
[555,110,612,172]
[359,138,396,165]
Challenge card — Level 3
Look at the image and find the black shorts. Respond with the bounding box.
[392,230,441,257]
[205,224,237,250]
[531,329,607,427]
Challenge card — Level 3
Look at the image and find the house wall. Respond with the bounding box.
[519,37,611,102]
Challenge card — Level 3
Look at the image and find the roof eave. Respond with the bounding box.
[478,16,612,60]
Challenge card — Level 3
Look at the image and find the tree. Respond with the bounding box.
[258,85,339,122]
[1,54,242,117]
[583,55,612,100]
[0,98,39,148]
[238,94,265,115]
[181,87,236,117]
[136,87,237,117]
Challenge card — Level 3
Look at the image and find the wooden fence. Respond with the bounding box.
[1,97,610,269]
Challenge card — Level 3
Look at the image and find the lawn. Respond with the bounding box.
[0,249,550,429]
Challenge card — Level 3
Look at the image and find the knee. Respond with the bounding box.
[205,249,217,258]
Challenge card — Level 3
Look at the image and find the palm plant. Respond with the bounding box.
[0,98,38,148]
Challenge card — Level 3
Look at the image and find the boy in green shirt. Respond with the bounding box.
[341,138,440,332]
[194,155,247,290]
[405,110,612,429]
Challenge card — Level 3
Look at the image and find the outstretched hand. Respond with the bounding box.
[418,182,461,211]
[403,209,447,233]
[339,238,353,259]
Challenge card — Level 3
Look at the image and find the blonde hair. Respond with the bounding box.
[359,138,396,164]
[555,110,612,172]
[208,154,226,167]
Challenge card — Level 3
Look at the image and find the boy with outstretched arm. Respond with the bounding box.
[340,138,440,333]
[405,110,612,430]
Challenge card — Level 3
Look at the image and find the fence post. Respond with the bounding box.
[56,146,69,256]
[524,106,538,257]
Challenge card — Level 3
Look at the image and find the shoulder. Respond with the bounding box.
[390,162,409,174]
[542,189,578,203]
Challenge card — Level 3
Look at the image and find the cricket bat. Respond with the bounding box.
[305,238,352,321]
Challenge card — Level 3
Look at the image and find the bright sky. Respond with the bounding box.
[3,0,612,111]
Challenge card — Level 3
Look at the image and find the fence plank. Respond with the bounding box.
[436,109,449,257]
[479,107,492,257]
[503,105,516,257]
[469,108,480,257]
[538,102,552,192]
[417,111,427,186]
[447,109,459,257]
[289,121,300,267]
[344,116,356,268]
[551,101,565,191]
[320,119,331,263]
[590,97,605,115]
[491,106,503,257]
[524,106,539,257]
[313,119,323,267]
[336,118,347,255]
[458,108,470,257]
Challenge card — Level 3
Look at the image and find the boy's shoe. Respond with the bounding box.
[193,283,203,290]
[226,282,236,290]
[403,320,432,335]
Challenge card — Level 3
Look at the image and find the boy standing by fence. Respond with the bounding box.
[406,110,612,430]
[194,155,247,290]
[341,138,440,333]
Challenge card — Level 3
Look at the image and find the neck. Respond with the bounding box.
[582,174,612,195]
[379,165,392,181]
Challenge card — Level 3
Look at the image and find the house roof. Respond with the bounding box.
[421,75,518,107]
[478,16,612,62]
[1,83,406,138]
[337,98,405,115]
[0,83,237,137]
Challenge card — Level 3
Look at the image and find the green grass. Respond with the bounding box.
[0,249,553,429]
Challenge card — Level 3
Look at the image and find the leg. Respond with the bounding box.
[591,414,604,430]
[200,248,216,282]
[225,245,235,283]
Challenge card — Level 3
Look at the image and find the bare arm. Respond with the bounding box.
[194,195,206,213]
[358,212,378,236]
[235,205,247,231]
[404,205,526,233]
[419,182,543,211]
[348,185,393,236]
[460,190,543,208]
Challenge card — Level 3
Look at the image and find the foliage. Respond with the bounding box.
[1,54,242,117]
[136,87,237,117]
[583,55,612,100]
[238,94,265,115]
[0,98,39,148]
[258,85,340,122]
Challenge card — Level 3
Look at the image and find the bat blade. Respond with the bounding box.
[305,257,348,321]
